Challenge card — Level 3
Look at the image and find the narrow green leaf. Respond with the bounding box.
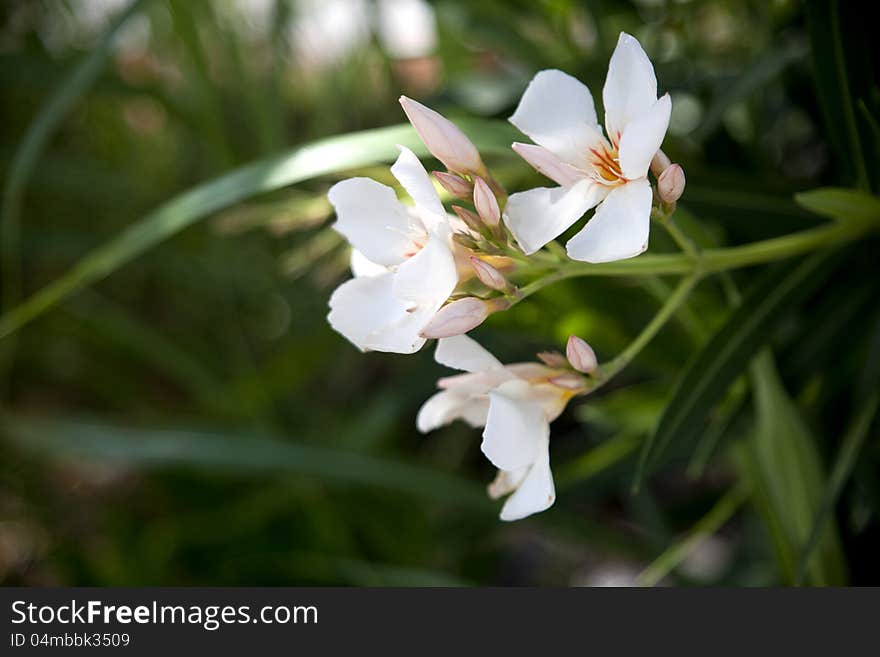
[0,119,518,340]
[1,415,491,510]
[794,187,880,224]
[635,484,749,586]
[796,392,879,584]
[556,433,641,489]
[0,0,149,368]
[637,250,839,485]
[745,353,847,585]
[805,0,870,189]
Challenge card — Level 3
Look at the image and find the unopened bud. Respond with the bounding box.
[434,171,472,199]
[469,256,508,291]
[420,297,490,338]
[657,164,685,205]
[452,205,484,234]
[537,351,568,368]
[452,232,478,250]
[399,96,484,175]
[473,177,501,227]
[566,335,597,374]
[548,373,588,390]
[650,149,672,179]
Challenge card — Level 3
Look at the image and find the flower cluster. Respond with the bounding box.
[325,33,683,520]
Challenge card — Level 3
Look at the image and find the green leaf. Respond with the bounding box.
[692,37,808,143]
[0,0,149,364]
[635,483,749,586]
[636,250,839,485]
[742,353,847,585]
[794,187,880,224]
[1,415,491,511]
[0,119,519,340]
[556,433,641,489]
[796,392,879,584]
[805,0,870,189]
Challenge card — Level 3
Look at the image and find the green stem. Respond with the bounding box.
[594,272,701,385]
[659,211,700,261]
[635,483,749,586]
[514,219,870,301]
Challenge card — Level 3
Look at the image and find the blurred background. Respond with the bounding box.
[2,0,878,586]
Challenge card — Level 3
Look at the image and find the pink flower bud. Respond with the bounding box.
[512,142,583,187]
[650,149,672,179]
[536,351,568,368]
[469,256,507,291]
[433,171,472,199]
[451,205,484,234]
[473,176,501,227]
[399,96,484,175]
[657,163,686,205]
[420,298,489,338]
[548,374,587,390]
[566,335,597,374]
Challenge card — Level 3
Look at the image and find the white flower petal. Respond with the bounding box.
[503,179,607,255]
[512,142,585,187]
[416,390,488,433]
[565,178,652,263]
[350,249,388,277]
[328,177,413,266]
[327,272,415,352]
[437,370,509,395]
[481,380,547,472]
[365,305,433,353]
[524,383,571,423]
[602,32,659,143]
[618,94,672,180]
[487,466,529,500]
[509,69,603,167]
[457,398,491,427]
[435,335,504,373]
[392,231,457,307]
[499,436,555,521]
[390,145,447,227]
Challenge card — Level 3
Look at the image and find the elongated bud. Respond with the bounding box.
[434,171,472,199]
[451,205,484,234]
[399,96,484,175]
[537,351,568,368]
[566,335,597,374]
[473,177,501,227]
[549,373,588,390]
[469,256,507,291]
[657,164,686,205]
[420,297,490,338]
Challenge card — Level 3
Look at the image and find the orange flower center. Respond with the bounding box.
[588,141,626,186]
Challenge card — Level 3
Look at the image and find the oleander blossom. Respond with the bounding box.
[417,335,584,521]
[327,146,459,353]
[504,32,672,263]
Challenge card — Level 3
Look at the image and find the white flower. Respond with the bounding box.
[504,32,672,263]
[327,146,458,353]
[417,335,581,521]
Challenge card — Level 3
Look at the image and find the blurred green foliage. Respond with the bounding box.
[1,0,878,586]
